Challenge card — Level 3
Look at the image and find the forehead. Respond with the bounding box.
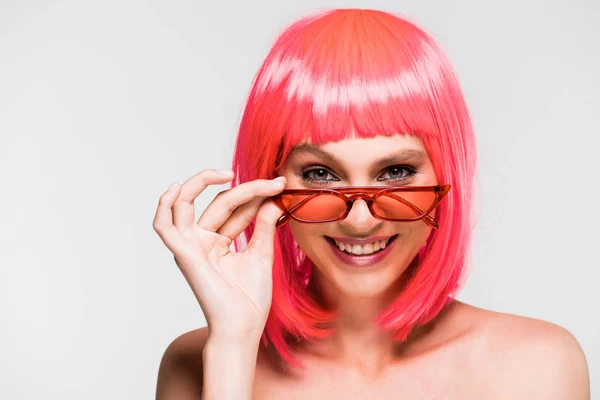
[288,133,430,165]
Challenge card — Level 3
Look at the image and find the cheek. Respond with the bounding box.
[289,222,325,251]
[397,219,433,251]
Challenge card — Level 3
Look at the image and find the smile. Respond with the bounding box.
[332,237,393,255]
[324,234,399,267]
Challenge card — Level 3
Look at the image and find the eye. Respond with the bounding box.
[378,165,417,182]
[301,167,339,185]
[300,165,417,186]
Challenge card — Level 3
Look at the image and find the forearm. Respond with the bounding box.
[201,335,262,400]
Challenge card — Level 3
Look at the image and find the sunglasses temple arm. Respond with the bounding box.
[422,193,447,229]
[275,212,292,227]
[421,214,439,229]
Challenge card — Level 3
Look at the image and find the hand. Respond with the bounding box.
[153,169,287,341]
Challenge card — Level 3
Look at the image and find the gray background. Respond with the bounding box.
[0,0,598,398]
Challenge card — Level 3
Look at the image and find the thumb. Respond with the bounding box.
[247,198,285,265]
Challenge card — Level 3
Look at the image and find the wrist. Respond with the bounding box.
[203,333,262,359]
[205,326,264,346]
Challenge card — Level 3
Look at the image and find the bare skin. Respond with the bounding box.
[155,133,589,399]
[159,300,589,399]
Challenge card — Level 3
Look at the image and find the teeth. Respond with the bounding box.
[333,237,392,255]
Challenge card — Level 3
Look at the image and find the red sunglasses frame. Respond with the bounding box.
[271,184,451,229]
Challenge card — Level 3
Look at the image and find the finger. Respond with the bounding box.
[216,195,265,241]
[153,183,196,258]
[246,199,286,266]
[197,177,286,232]
[172,169,235,229]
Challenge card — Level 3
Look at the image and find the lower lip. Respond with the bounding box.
[325,235,399,267]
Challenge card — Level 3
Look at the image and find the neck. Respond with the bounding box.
[297,263,451,376]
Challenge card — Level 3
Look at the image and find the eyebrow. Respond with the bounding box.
[287,143,428,167]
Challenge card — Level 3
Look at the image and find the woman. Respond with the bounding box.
[153,8,589,399]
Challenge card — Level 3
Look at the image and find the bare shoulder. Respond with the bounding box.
[155,326,209,400]
[459,303,590,399]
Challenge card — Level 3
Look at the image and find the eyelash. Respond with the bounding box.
[300,165,417,186]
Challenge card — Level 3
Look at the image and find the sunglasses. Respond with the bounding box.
[271,184,451,229]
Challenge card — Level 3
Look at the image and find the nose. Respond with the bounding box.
[338,198,382,232]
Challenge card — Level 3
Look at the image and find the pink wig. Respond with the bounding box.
[231,8,478,369]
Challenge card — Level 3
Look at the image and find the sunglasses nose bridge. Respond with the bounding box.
[345,193,375,203]
[337,193,382,230]
[344,194,376,215]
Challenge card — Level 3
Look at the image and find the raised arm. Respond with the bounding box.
[152,170,287,399]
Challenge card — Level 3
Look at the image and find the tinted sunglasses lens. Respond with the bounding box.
[280,193,346,222]
[372,190,437,219]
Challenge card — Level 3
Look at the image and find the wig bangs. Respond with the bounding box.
[247,10,445,173]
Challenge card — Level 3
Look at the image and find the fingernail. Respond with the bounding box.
[270,177,285,186]
[168,182,179,192]
[216,169,233,175]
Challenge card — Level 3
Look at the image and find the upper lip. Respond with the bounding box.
[326,235,397,245]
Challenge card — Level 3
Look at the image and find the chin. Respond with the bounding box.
[308,246,410,294]
[327,269,406,299]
